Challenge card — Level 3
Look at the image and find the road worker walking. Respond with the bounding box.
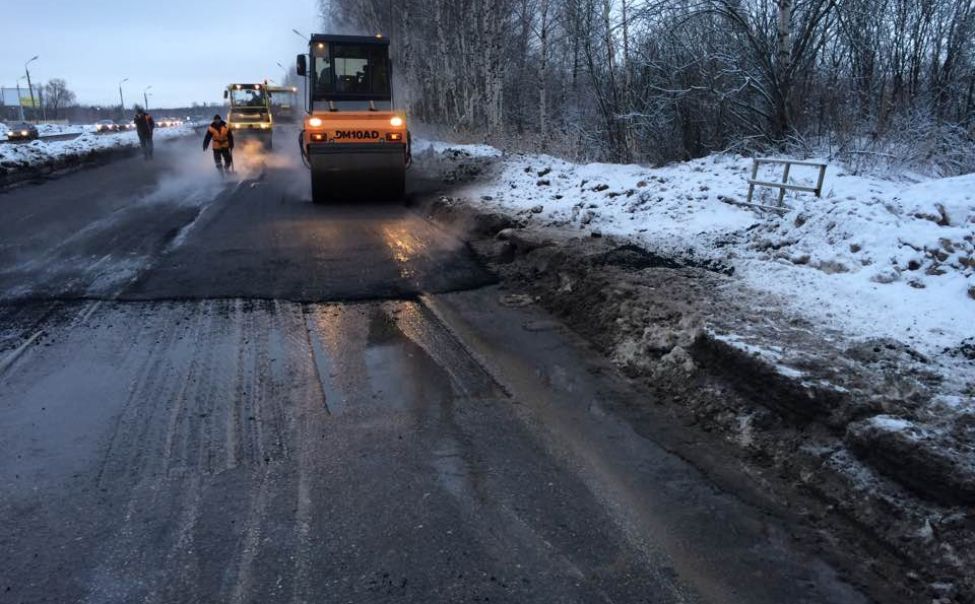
[203,114,234,174]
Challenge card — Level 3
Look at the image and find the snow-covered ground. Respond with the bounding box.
[415,140,974,400]
[0,125,194,171]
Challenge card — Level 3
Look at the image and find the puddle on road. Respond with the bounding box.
[305,302,504,423]
[363,310,451,417]
[304,302,478,422]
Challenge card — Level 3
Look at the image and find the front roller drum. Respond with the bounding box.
[309,143,406,203]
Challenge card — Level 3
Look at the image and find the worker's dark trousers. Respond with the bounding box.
[212,148,233,172]
[139,136,153,160]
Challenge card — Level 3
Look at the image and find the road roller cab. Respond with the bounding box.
[297,34,410,202]
[224,83,273,149]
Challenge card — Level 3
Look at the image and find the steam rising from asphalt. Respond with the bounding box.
[138,140,229,207]
[137,129,310,207]
[232,135,311,200]
[235,138,302,174]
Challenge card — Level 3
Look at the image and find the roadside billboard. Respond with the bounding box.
[1,87,38,108]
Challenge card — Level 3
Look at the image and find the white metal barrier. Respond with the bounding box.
[744,158,827,211]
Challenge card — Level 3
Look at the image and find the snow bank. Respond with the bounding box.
[414,139,502,159]
[35,123,84,136]
[0,127,193,172]
[745,171,974,360]
[432,141,974,397]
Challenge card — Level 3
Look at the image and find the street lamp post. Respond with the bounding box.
[16,76,26,121]
[24,56,38,121]
[276,61,291,84]
[290,30,309,111]
[143,85,152,112]
[118,78,129,115]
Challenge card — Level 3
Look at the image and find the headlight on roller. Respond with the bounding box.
[389,116,403,127]
[308,117,323,128]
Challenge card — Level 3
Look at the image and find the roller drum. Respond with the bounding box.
[309,143,406,203]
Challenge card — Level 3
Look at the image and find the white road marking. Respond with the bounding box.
[0,329,44,377]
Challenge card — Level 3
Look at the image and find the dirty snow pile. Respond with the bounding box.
[416,139,974,397]
[35,123,85,136]
[0,126,193,171]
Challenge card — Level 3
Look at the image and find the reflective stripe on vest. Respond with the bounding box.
[208,124,230,150]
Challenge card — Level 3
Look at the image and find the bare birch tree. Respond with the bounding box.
[320,0,975,173]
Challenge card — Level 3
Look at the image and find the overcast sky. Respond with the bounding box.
[1,0,321,108]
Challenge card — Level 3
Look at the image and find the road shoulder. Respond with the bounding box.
[414,164,973,603]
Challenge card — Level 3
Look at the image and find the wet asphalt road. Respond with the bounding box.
[0,135,874,603]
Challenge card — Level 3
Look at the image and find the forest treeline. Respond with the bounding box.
[323,0,975,174]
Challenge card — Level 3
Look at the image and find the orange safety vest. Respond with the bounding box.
[208,124,231,150]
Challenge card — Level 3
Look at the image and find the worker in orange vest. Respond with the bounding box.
[202,114,234,174]
[133,108,155,160]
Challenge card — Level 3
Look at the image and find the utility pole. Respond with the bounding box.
[24,56,38,122]
[118,77,129,117]
[144,85,152,111]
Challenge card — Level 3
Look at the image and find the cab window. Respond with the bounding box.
[313,43,389,98]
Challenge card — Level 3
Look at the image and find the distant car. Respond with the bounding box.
[95,120,120,133]
[6,122,39,141]
[157,117,183,128]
